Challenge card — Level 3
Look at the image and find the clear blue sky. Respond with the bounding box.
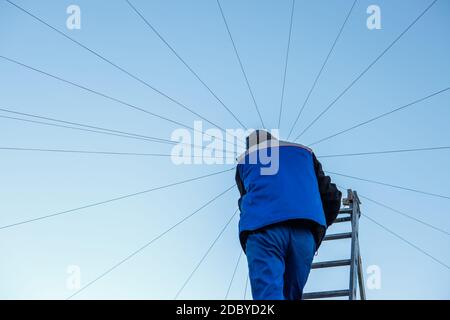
[0,0,449,299]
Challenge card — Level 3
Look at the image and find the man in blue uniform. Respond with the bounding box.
[235,130,342,300]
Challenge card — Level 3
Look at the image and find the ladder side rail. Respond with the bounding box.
[353,191,366,300]
[348,190,360,300]
[357,250,366,300]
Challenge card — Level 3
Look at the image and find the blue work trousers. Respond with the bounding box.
[245,222,316,300]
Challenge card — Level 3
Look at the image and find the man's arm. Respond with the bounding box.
[235,166,246,210]
[312,153,342,227]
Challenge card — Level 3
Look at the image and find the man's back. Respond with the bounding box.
[236,140,327,244]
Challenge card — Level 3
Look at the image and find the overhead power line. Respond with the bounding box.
[317,146,450,158]
[0,168,234,231]
[174,209,238,299]
[225,250,243,300]
[67,185,236,299]
[216,0,265,128]
[243,272,250,300]
[362,214,449,270]
[294,0,439,141]
[337,184,449,270]
[125,0,247,129]
[0,114,167,145]
[0,115,236,156]
[0,55,243,150]
[0,111,175,145]
[359,194,449,236]
[0,109,238,155]
[6,0,243,135]
[309,87,450,147]
[0,147,236,160]
[336,184,448,237]
[328,171,450,200]
[277,0,296,129]
[287,0,357,139]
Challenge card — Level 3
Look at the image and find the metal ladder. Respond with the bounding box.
[303,189,366,300]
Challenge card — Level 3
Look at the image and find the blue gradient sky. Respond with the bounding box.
[0,0,449,299]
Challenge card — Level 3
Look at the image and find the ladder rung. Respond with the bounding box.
[303,289,350,300]
[311,259,351,269]
[339,208,352,214]
[323,232,352,241]
[334,216,351,223]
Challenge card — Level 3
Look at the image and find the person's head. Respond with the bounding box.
[246,129,277,150]
[244,129,280,175]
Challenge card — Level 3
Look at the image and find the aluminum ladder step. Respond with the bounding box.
[311,259,351,269]
[303,289,350,300]
[334,216,351,223]
[323,232,352,241]
[338,208,352,214]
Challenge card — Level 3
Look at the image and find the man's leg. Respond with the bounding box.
[245,224,289,300]
[283,224,316,300]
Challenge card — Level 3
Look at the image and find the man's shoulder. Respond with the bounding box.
[236,140,313,164]
[278,141,313,153]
